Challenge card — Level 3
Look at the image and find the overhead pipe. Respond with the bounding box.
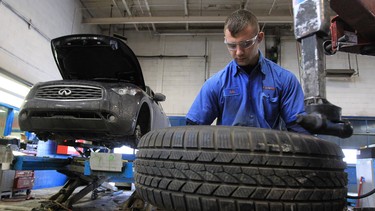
[184,0,189,31]
[268,0,278,15]
[120,0,139,31]
[0,0,50,41]
[143,0,156,31]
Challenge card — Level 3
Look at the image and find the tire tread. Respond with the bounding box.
[135,126,347,211]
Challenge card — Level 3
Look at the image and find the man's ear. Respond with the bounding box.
[257,31,264,43]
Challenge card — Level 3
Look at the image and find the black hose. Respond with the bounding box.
[347,188,375,199]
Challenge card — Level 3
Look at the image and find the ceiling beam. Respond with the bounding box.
[82,15,293,25]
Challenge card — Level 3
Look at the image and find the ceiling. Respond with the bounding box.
[79,0,295,36]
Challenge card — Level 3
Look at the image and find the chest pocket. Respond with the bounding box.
[261,88,280,128]
[223,87,241,109]
[224,88,240,97]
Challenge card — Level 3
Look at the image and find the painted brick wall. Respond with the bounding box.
[127,34,215,116]
[0,0,99,85]
[326,54,375,116]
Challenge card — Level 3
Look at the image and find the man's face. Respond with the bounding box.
[224,25,263,66]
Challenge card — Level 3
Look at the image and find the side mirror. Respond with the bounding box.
[153,93,166,102]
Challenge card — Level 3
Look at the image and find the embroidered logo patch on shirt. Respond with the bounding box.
[224,88,240,96]
[263,86,275,90]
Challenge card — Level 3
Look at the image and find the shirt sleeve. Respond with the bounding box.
[280,72,306,125]
[186,78,220,125]
[286,121,311,134]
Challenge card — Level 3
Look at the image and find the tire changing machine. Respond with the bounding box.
[11,151,135,211]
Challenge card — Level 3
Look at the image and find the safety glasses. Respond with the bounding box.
[224,34,258,51]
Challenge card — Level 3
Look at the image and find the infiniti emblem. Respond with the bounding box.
[58,88,72,96]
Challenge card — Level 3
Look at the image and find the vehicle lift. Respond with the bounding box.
[293,0,375,136]
[293,0,375,208]
[292,0,354,138]
[11,150,135,211]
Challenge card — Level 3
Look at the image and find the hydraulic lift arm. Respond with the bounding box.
[291,0,375,138]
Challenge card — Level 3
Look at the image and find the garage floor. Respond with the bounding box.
[0,186,134,211]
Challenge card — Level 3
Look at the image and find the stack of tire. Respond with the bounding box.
[134,126,347,211]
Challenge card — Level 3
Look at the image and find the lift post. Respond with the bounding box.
[292,0,353,138]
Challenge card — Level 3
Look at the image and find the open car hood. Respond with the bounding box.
[51,34,145,90]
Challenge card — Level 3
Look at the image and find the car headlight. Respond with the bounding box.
[111,87,139,96]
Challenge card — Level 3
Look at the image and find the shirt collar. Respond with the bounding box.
[232,50,266,77]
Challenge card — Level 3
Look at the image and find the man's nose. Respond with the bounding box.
[235,46,244,55]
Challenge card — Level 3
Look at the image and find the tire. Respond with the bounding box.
[134,126,347,211]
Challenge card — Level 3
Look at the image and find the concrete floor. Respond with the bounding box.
[0,186,134,211]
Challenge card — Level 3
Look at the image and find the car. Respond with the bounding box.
[18,34,170,149]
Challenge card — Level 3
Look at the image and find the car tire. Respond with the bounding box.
[134,126,348,211]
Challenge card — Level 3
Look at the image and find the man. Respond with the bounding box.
[186,9,308,133]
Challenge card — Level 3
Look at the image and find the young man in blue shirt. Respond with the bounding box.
[186,9,308,134]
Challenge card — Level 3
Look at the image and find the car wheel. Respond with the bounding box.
[134,124,143,147]
[134,126,347,211]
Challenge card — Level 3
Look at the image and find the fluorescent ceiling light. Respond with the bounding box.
[0,90,25,108]
[342,149,358,164]
[114,146,137,154]
[0,75,30,97]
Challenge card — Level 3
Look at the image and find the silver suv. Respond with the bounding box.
[19,34,170,149]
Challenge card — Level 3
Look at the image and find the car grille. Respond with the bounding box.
[35,85,103,100]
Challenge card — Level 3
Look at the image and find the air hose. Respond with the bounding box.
[347,188,375,199]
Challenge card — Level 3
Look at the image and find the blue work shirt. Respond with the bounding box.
[186,51,306,131]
